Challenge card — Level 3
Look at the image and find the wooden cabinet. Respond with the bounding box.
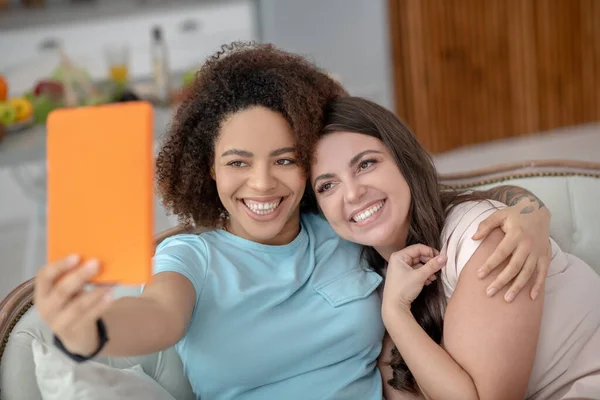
[388,0,600,153]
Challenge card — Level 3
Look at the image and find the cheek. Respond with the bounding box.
[392,182,412,218]
[214,169,241,198]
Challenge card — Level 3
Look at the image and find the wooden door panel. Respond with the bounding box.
[388,0,600,153]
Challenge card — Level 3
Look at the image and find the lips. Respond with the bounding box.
[350,200,385,222]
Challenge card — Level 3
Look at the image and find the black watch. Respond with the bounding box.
[53,318,109,363]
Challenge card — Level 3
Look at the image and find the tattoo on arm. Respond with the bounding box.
[482,186,546,214]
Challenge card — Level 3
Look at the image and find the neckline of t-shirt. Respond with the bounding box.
[213,222,308,253]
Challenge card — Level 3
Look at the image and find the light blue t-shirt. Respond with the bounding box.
[153,213,385,400]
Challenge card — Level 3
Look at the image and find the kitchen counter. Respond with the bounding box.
[0,105,175,167]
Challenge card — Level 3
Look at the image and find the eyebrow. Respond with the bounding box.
[312,173,335,185]
[348,150,383,168]
[312,149,383,185]
[220,147,296,158]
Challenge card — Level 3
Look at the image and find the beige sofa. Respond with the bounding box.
[1,160,599,400]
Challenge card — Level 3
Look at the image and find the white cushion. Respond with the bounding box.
[32,339,175,400]
[471,175,600,274]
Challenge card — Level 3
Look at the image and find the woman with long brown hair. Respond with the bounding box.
[310,96,600,399]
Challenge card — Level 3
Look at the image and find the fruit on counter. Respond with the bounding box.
[33,80,64,100]
[0,102,16,125]
[32,95,63,124]
[182,69,197,88]
[0,74,7,101]
[9,97,33,121]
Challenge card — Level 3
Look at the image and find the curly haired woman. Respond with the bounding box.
[34,43,553,399]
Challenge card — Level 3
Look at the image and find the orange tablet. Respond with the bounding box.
[47,102,154,285]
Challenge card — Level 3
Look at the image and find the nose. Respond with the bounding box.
[247,164,277,192]
[344,180,367,204]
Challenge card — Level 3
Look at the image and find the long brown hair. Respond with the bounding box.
[319,97,484,393]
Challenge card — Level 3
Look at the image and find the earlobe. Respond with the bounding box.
[210,167,215,180]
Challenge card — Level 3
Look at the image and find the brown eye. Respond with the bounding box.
[358,159,376,171]
[317,182,334,193]
[275,159,296,166]
[227,160,248,167]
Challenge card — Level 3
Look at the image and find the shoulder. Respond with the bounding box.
[153,234,211,293]
[301,212,331,233]
[156,233,208,254]
[442,200,505,244]
[440,200,505,295]
[155,233,214,260]
[301,212,370,280]
[301,212,361,252]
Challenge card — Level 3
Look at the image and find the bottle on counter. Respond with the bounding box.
[151,26,171,106]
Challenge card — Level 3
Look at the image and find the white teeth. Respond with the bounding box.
[243,199,282,215]
[352,201,384,222]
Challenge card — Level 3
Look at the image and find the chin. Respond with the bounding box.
[350,223,399,249]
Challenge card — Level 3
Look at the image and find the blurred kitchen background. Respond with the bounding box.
[0,0,598,297]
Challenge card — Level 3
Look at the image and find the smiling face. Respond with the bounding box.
[213,106,305,245]
[311,131,411,257]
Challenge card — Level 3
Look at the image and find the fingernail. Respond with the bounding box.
[437,255,447,263]
[531,290,539,300]
[85,259,99,271]
[505,292,515,302]
[66,254,80,266]
[486,287,497,297]
[477,269,486,278]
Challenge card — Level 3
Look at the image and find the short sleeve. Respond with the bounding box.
[440,200,505,297]
[152,234,209,303]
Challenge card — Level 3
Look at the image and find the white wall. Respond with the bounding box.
[258,0,395,110]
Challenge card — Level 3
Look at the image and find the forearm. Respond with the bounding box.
[99,296,186,357]
[480,185,546,214]
[383,309,479,400]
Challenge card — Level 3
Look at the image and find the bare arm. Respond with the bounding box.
[35,257,197,358]
[442,228,543,399]
[479,185,546,213]
[382,230,543,400]
[99,272,196,356]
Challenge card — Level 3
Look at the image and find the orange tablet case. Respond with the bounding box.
[47,102,154,285]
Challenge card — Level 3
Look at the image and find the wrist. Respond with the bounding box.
[54,319,108,363]
[382,302,414,325]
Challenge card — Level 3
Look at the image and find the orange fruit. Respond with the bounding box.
[0,75,7,101]
[10,97,33,121]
